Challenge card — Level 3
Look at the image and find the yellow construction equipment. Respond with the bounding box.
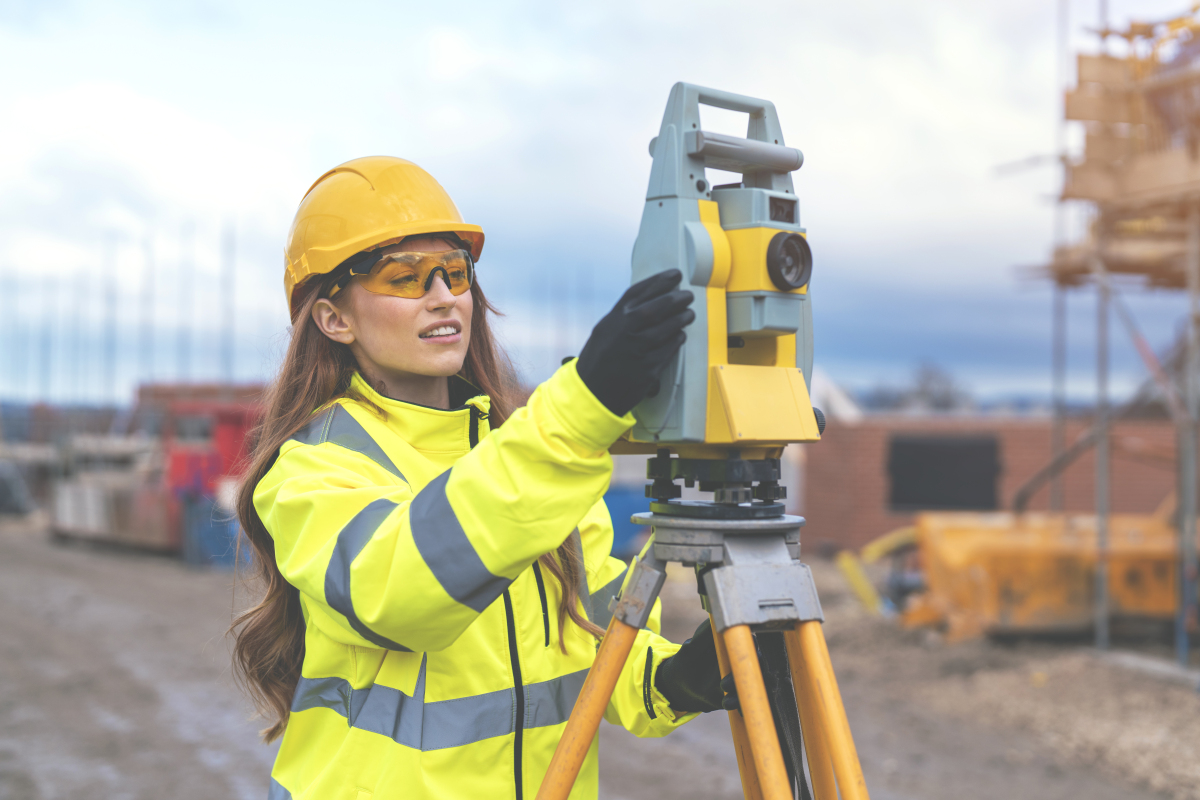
[891,508,1180,642]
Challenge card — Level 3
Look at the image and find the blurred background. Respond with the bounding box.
[2,1,1200,799]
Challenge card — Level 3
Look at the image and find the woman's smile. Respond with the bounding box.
[418,321,462,342]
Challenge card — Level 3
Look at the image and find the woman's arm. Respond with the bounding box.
[256,361,633,653]
[575,501,700,737]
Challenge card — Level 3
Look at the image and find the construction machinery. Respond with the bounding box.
[839,352,1196,642]
[540,83,866,800]
[52,384,261,558]
[851,505,1181,643]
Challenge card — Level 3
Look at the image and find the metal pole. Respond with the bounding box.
[14,274,26,402]
[221,221,236,385]
[1052,283,1067,510]
[142,236,155,384]
[1093,248,1111,650]
[1051,0,1068,513]
[39,277,53,402]
[69,257,82,404]
[1179,203,1200,667]
[103,234,117,405]
[179,221,193,383]
[554,274,568,365]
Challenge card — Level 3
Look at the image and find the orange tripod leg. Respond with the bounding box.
[710,613,763,800]
[535,617,640,800]
[784,626,837,800]
[791,621,869,800]
[723,625,793,800]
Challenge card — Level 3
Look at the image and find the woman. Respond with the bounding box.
[234,156,728,800]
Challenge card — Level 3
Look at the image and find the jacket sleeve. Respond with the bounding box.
[254,361,634,653]
[575,501,700,736]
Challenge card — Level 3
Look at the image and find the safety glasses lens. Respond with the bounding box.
[361,251,473,299]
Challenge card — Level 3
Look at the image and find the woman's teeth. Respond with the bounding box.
[420,326,458,339]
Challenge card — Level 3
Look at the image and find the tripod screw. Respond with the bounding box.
[714,485,753,504]
[645,478,682,501]
[753,481,787,501]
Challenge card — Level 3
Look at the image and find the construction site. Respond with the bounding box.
[4,2,1200,800]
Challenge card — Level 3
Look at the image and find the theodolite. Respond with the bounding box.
[538,83,868,800]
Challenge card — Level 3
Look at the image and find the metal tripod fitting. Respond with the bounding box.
[608,551,668,630]
[631,512,822,632]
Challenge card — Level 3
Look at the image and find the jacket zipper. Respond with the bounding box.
[473,402,520,792]
[531,562,550,647]
[502,590,525,800]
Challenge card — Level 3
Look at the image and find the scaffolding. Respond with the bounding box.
[1041,4,1200,664]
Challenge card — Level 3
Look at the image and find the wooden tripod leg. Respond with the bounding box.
[792,621,870,800]
[723,625,793,800]
[783,625,837,800]
[710,613,763,800]
[535,617,640,800]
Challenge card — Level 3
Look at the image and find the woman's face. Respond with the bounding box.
[313,235,474,387]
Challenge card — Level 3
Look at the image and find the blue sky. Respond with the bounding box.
[0,0,1190,404]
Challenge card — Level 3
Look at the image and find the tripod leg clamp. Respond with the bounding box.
[609,554,668,630]
[705,561,823,632]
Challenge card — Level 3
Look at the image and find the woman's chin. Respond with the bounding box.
[391,357,468,380]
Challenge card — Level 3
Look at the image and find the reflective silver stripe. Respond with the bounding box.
[585,573,625,630]
[409,470,511,613]
[526,668,587,729]
[291,406,334,446]
[291,405,406,483]
[292,660,587,751]
[267,777,292,800]
[324,498,412,652]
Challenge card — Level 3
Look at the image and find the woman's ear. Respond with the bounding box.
[312,297,356,345]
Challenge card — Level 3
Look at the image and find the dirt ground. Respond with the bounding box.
[0,517,1196,800]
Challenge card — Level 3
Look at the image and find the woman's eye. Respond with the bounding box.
[447,268,467,282]
[388,272,419,286]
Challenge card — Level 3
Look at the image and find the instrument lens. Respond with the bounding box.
[766,232,812,291]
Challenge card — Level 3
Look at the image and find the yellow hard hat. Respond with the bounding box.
[284,156,485,319]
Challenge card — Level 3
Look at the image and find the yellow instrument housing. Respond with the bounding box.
[624,82,820,456]
[698,201,820,449]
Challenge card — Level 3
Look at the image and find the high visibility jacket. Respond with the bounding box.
[256,362,696,800]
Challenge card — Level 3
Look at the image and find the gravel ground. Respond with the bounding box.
[0,517,1191,799]
[599,562,1180,800]
[811,562,1197,800]
[0,517,275,799]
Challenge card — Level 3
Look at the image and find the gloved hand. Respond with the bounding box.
[654,618,738,713]
[575,269,695,417]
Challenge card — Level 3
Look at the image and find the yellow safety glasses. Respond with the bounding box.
[331,249,475,300]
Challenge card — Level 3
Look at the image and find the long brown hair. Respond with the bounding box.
[231,267,604,743]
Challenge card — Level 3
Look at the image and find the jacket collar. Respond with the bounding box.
[347,373,491,454]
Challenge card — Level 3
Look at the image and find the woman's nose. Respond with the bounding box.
[424,272,457,307]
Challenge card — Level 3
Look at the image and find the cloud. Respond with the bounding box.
[0,0,1188,402]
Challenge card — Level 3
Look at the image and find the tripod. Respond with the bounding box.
[535,456,869,800]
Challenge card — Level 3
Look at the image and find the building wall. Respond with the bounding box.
[802,416,1178,552]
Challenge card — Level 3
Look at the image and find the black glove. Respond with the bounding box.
[655,618,738,713]
[575,269,695,416]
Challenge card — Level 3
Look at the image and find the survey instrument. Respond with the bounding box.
[539,83,869,800]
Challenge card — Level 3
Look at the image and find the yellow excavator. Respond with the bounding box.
[839,348,1190,642]
[841,501,1180,642]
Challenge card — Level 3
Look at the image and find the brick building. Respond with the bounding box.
[801,416,1178,552]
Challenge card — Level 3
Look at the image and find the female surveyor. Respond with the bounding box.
[233,156,731,800]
